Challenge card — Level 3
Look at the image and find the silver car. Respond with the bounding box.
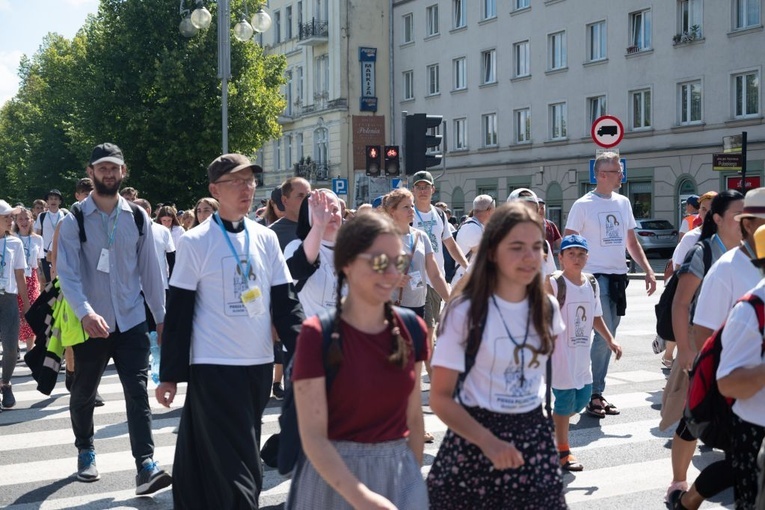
[634,218,678,257]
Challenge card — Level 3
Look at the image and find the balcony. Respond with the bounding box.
[298,18,329,46]
[293,157,330,182]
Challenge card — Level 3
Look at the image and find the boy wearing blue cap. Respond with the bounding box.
[545,234,622,471]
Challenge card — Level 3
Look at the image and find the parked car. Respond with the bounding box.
[633,218,678,257]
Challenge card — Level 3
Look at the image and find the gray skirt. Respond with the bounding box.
[286,438,428,510]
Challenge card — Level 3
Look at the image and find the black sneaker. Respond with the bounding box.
[77,450,100,482]
[135,459,172,495]
[272,382,284,400]
[1,384,15,408]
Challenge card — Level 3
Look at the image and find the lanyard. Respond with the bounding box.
[19,234,30,258]
[0,236,7,277]
[49,211,61,229]
[214,213,252,280]
[100,206,122,248]
[491,295,531,386]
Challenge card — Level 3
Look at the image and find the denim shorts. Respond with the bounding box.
[553,384,593,416]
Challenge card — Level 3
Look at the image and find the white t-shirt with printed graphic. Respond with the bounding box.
[432,294,565,414]
[412,205,450,285]
[284,240,338,319]
[549,273,603,390]
[170,218,292,366]
[33,209,67,252]
[15,234,44,278]
[0,235,28,294]
[565,192,637,274]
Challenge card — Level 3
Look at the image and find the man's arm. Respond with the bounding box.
[443,236,469,270]
[55,214,93,320]
[626,229,657,295]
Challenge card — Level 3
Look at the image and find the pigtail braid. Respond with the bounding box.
[385,301,409,369]
[326,273,345,370]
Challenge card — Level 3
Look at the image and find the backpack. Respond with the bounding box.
[69,201,145,242]
[551,271,597,309]
[683,293,765,451]
[655,239,712,341]
[38,210,69,243]
[275,306,425,475]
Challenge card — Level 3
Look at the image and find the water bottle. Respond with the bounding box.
[149,331,160,385]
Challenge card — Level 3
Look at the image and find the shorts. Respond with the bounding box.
[424,285,442,328]
[553,384,592,416]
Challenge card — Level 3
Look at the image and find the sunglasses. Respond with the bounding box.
[356,253,410,274]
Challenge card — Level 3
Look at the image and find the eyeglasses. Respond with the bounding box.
[356,253,410,274]
[601,170,624,175]
[414,184,432,191]
[215,178,257,189]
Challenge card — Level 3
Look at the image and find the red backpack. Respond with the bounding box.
[683,293,765,451]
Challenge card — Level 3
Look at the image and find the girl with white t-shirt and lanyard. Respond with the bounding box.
[427,202,566,509]
[12,207,44,351]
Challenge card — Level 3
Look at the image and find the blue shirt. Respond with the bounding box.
[56,195,166,332]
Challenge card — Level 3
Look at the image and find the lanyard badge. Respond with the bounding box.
[214,213,264,317]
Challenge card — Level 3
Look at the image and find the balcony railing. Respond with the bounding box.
[298,18,329,45]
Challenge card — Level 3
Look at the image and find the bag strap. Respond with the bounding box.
[740,293,765,355]
[70,201,144,244]
[317,309,341,390]
[39,211,46,240]
[392,305,425,359]
[454,311,487,405]
[552,271,567,309]
[701,239,713,276]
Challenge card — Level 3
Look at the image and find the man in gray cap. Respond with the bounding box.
[34,188,68,282]
[156,153,304,508]
[56,142,170,493]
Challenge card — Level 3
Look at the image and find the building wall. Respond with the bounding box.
[392,0,765,227]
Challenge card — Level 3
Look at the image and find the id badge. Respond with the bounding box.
[408,271,423,290]
[241,284,265,317]
[97,248,110,273]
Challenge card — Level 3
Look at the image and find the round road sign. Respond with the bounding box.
[591,115,624,148]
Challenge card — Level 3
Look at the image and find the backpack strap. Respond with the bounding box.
[454,311,487,405]
[741,293,765,355]
[585,273,598,299]
[552,271,567,309]
[39,211,47,240]
[70,201,144,244]
[393,306,425,359]
[317,309,341,389]
[701,239,713,276]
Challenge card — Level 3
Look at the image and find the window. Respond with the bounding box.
[403,70,414,100]
[274,10,281,44]
[426,5,439,36]
[514,0,530,10]
[297,1,303,26]
[514,108,531,143]
[453,57,466,90]
[734,0,761,29]
[679,81,702,124]
[630,9,652,50]
[285,70,293,116]
[314,127,328,167]
[631,89,652,129]
[275,139,282,170]
[427,64,440,95]
[286,134,293,169]
[297,132,304,161]
[548,31,567,70]
[453,118,467,150]
[482,113,498,147]
[587,95,607,127]
[403,13,413,43]
[483,0,496,20]
[549,102,567,140]
[513,41,530,77]
[587,21,607,61]
[678,0,702,37]
[733,71,759,117]
[286,6,293,39]
[314,55,329,100]
[296,66,304,105]
[481,49,496,84]
[453,0,466,28]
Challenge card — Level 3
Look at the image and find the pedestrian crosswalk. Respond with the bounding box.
[0,355,734,509]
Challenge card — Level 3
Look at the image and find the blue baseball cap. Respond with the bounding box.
[686,195,700,208]
[560,234,588,252]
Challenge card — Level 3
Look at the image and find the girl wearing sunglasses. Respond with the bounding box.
[287,212,429,509]
[427,202,567,509]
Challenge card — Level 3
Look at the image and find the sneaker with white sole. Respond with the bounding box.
[135,459,172,495]
[77,450,100,482]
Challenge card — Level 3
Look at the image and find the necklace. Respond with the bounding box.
[491,295,531,386]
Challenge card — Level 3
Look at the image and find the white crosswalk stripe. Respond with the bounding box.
[0,358,734,509]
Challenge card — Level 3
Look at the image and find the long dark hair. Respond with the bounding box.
[700,189,744,241]
[329,212,410,369]
[439,202,554,356]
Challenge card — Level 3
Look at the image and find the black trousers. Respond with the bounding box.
[173,363,273,510]
[70,322,154,470]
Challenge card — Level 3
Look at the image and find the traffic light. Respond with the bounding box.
[384,146,400,176]
[404,113,442,175]
[365,145,382,177]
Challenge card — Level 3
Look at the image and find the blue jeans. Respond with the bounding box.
[591,275,622,396]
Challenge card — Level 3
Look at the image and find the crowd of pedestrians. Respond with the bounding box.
[1,145,765,509]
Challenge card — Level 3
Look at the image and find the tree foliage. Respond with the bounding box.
[0,0,285,208]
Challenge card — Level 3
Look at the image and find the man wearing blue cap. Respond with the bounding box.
[678,194,699,241]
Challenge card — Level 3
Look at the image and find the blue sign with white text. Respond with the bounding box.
[333,178,349,195]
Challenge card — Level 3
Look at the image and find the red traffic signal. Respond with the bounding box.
[384,145,400,176]
[365,145,382,177]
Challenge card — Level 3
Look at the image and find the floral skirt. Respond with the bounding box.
[16,270,40,340]
[427,405,567,510]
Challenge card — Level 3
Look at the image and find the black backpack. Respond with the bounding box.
[655,239,712,341]
[275,306,425,475]
[69,201,145,242]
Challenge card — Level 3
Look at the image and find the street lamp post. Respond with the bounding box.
[179,0,272,154]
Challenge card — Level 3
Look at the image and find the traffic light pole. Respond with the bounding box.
[401,110,408,178]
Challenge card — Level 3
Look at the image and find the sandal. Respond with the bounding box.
[424,431,434,443]
[661,357,673,369]
[559,450,584,472]
[601,398,620,415]
[586,397,606,418]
